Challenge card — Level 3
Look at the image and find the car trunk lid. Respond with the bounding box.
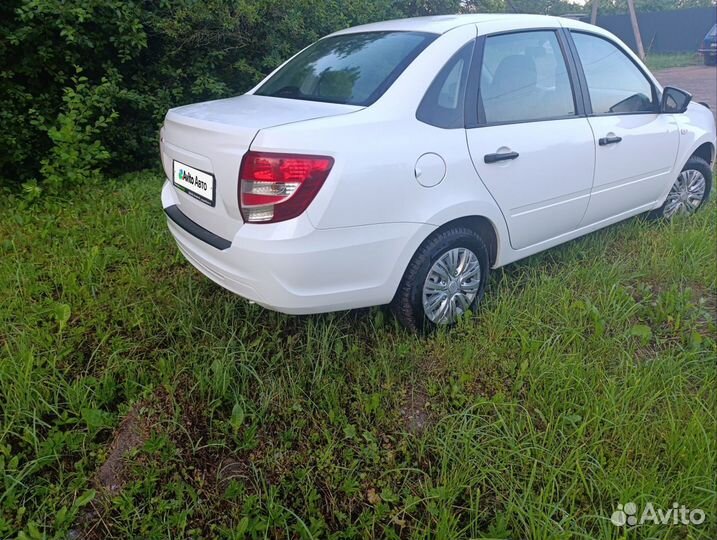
[160,94,361,241]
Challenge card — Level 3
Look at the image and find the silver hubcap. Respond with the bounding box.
[422,248,481,325]
[663,169,706,218]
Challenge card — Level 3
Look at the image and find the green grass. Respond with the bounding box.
[644,53,699,71]
[1,172,715,539]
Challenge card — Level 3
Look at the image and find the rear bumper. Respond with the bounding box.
[161,180,434,314]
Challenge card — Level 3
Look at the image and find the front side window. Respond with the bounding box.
[572,32,656,115]
[256,32,435,106]
[479,31,576,124]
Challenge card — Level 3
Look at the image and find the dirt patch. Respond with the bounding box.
[400,385,432,434]
[76,384,260,537]
[692,285,717,333]
[214,457,251,493]
[75,391,168,539]
[96,407,151,494]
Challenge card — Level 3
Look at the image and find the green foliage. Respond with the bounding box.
[468,0,588,14]
[1,0,461,192]
[1,0,149,188]
[2,0,713,194]
[645,52,700,70]
[37,70,119,193]
[0,174,715,537]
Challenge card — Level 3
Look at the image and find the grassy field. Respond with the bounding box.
[644,53,700,71]
[1,172,715,539]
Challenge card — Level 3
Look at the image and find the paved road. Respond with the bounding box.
[655,65,717,118]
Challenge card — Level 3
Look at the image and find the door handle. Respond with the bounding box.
[599,136,622,146]
[484,151,519,164]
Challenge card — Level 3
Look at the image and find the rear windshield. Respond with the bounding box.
[256,31,436,106]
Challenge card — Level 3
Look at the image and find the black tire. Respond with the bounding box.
[391,226,490,332]
[705,55,717,66]
[650,156,712,220]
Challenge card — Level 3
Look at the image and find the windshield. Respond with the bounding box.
[256,31,436,106]
[709,25,717,38]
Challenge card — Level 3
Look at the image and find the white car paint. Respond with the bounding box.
[160,14,716,316]
[465,117,597,250]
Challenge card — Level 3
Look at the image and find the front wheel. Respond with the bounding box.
[391,226,489,332]
[651,156,712,219]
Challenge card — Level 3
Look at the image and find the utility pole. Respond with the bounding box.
[626,0,646,60]
[590,0,599,25]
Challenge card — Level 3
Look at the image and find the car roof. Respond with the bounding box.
[329,14,567,36]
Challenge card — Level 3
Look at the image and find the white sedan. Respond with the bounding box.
[160,14,716,330]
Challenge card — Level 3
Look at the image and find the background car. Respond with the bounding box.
[699,23,717,65]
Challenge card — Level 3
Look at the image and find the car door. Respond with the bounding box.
[569,31,680,226]
[465,29,596,251]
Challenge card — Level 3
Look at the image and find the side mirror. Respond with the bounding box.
[661,86,692,114]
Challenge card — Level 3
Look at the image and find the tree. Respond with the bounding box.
[1,0,461,190]
[464,0,589,14]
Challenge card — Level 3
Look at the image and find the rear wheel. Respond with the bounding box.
[705,54,717,66]
[651,156,712,219]
[391,226,489,332]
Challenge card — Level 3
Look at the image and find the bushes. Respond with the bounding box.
[4,0,715,194]
[38,70,119,192]
[1,0,460,194]
[1,0,149,191]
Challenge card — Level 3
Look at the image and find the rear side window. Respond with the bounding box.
[571,32,656,115]
[417,41,474,129]
[256,32,436,106]
[479,31,576,125]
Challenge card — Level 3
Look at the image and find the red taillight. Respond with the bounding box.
[238,151,334,223]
